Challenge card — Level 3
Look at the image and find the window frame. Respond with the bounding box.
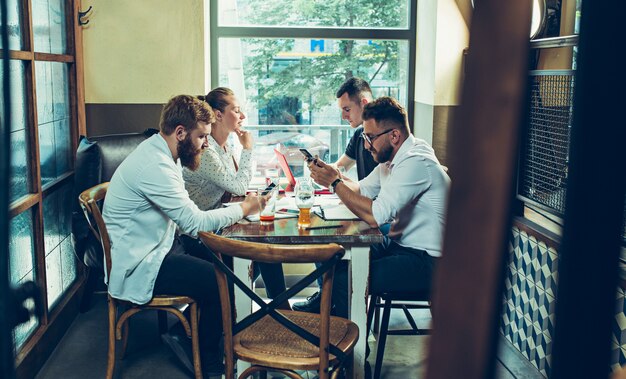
[209,0,417,124]
[1,0,85,370]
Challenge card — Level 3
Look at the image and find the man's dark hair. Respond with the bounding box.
[159,95,215,135]
[336,77,373,104]
[362,97,410,134]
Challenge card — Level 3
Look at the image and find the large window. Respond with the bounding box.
[1,0,81,356]
[210,0,416,177]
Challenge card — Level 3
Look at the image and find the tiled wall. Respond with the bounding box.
[501,225,559,377]
[501,222,626,377]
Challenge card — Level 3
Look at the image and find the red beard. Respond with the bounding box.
[178,135,202,171]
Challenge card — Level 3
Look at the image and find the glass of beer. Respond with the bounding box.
[295,177,314,227]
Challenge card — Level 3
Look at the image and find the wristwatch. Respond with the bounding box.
[329,178,343,193]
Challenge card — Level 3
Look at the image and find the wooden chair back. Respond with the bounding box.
[78,182,112,280]
[198,231,350,379]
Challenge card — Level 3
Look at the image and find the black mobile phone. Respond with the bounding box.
[260,182,277,195]
[299,148,315,162]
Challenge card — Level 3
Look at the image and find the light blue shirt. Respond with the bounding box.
[359,135,450,257]
[102,134,243,304]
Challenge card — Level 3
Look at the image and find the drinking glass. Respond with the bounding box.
[294,177,315,227]
[265,168,280,187]
[258,184,278,222]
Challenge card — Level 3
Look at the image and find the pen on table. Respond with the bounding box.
[305,224,342,231]
[318,205,326,219]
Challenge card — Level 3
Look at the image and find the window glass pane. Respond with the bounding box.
[9,211,39,350]
[45,244,63,308]
[44,182,77,307]
[9,211,35,286]
[38,121,56,186]
[61,236,77,292]
[43,190,61,256]
[0,0,23,50]
[218,0,409,29]
[0,60,31,201]
[44,185,62,308]
[36,61,71,185]
[35,61,54,125]
[218,37,408,176]
[32,0,67,54]
[10,129,30,202]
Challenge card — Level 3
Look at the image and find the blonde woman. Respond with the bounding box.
[183,87,288,306]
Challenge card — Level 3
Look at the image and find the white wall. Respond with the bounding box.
[414,0,469,143]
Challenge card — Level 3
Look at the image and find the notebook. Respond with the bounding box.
[313,203,359,221]
[274,149,331,194]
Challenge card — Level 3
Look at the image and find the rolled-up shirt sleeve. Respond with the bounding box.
[140,160,243,237]
[370,156,431,227]
[358,164,381,200]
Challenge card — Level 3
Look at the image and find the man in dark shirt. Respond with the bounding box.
[293,77,378,313]
[334,77,378,180]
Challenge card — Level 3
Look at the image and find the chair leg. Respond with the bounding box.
[120,319,130,359]
[344,350,354,379]
[401,305,420,333]
[366,295,379,338]
[373,297,381,334]
[158,310,168,335]
[106,299,117,379]
[189,303,203,379]
[373,299,392,379]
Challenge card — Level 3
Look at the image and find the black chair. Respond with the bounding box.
[366,291,432,379]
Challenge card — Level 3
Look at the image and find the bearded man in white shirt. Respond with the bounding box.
[309,96,450,318]
[103,95,263,376]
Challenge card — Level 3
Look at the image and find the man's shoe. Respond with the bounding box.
[292,291,321,313]
[161,332,194,375]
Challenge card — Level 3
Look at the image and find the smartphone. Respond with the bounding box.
[299,148,315,162]
[260,182,277,196]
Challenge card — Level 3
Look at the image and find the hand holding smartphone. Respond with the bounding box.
[259,182,277,196]
[299,148,315,162]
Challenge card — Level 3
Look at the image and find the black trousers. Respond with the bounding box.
[179,234,287,299]
[332,238,437,318]
[153,237,222,363]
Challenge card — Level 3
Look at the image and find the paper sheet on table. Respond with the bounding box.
[313,203,360,221]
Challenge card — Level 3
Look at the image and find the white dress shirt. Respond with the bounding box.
[102,134,243,304]
[359,135,450,257]
[183,136,253,211]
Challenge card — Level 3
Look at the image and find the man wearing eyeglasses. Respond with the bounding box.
[308,96,450,318]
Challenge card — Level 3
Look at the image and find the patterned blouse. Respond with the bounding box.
[183,136,254,211]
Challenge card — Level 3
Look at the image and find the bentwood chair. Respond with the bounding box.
[366,291,432,379]
[79,183,202,379]
[199,232,359,379]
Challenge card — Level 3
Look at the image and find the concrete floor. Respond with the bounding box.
[35,292,536,379]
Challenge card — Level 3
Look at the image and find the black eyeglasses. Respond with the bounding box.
[361,128,394,145]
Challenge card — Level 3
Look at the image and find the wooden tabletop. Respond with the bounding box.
[221,213,383,245]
